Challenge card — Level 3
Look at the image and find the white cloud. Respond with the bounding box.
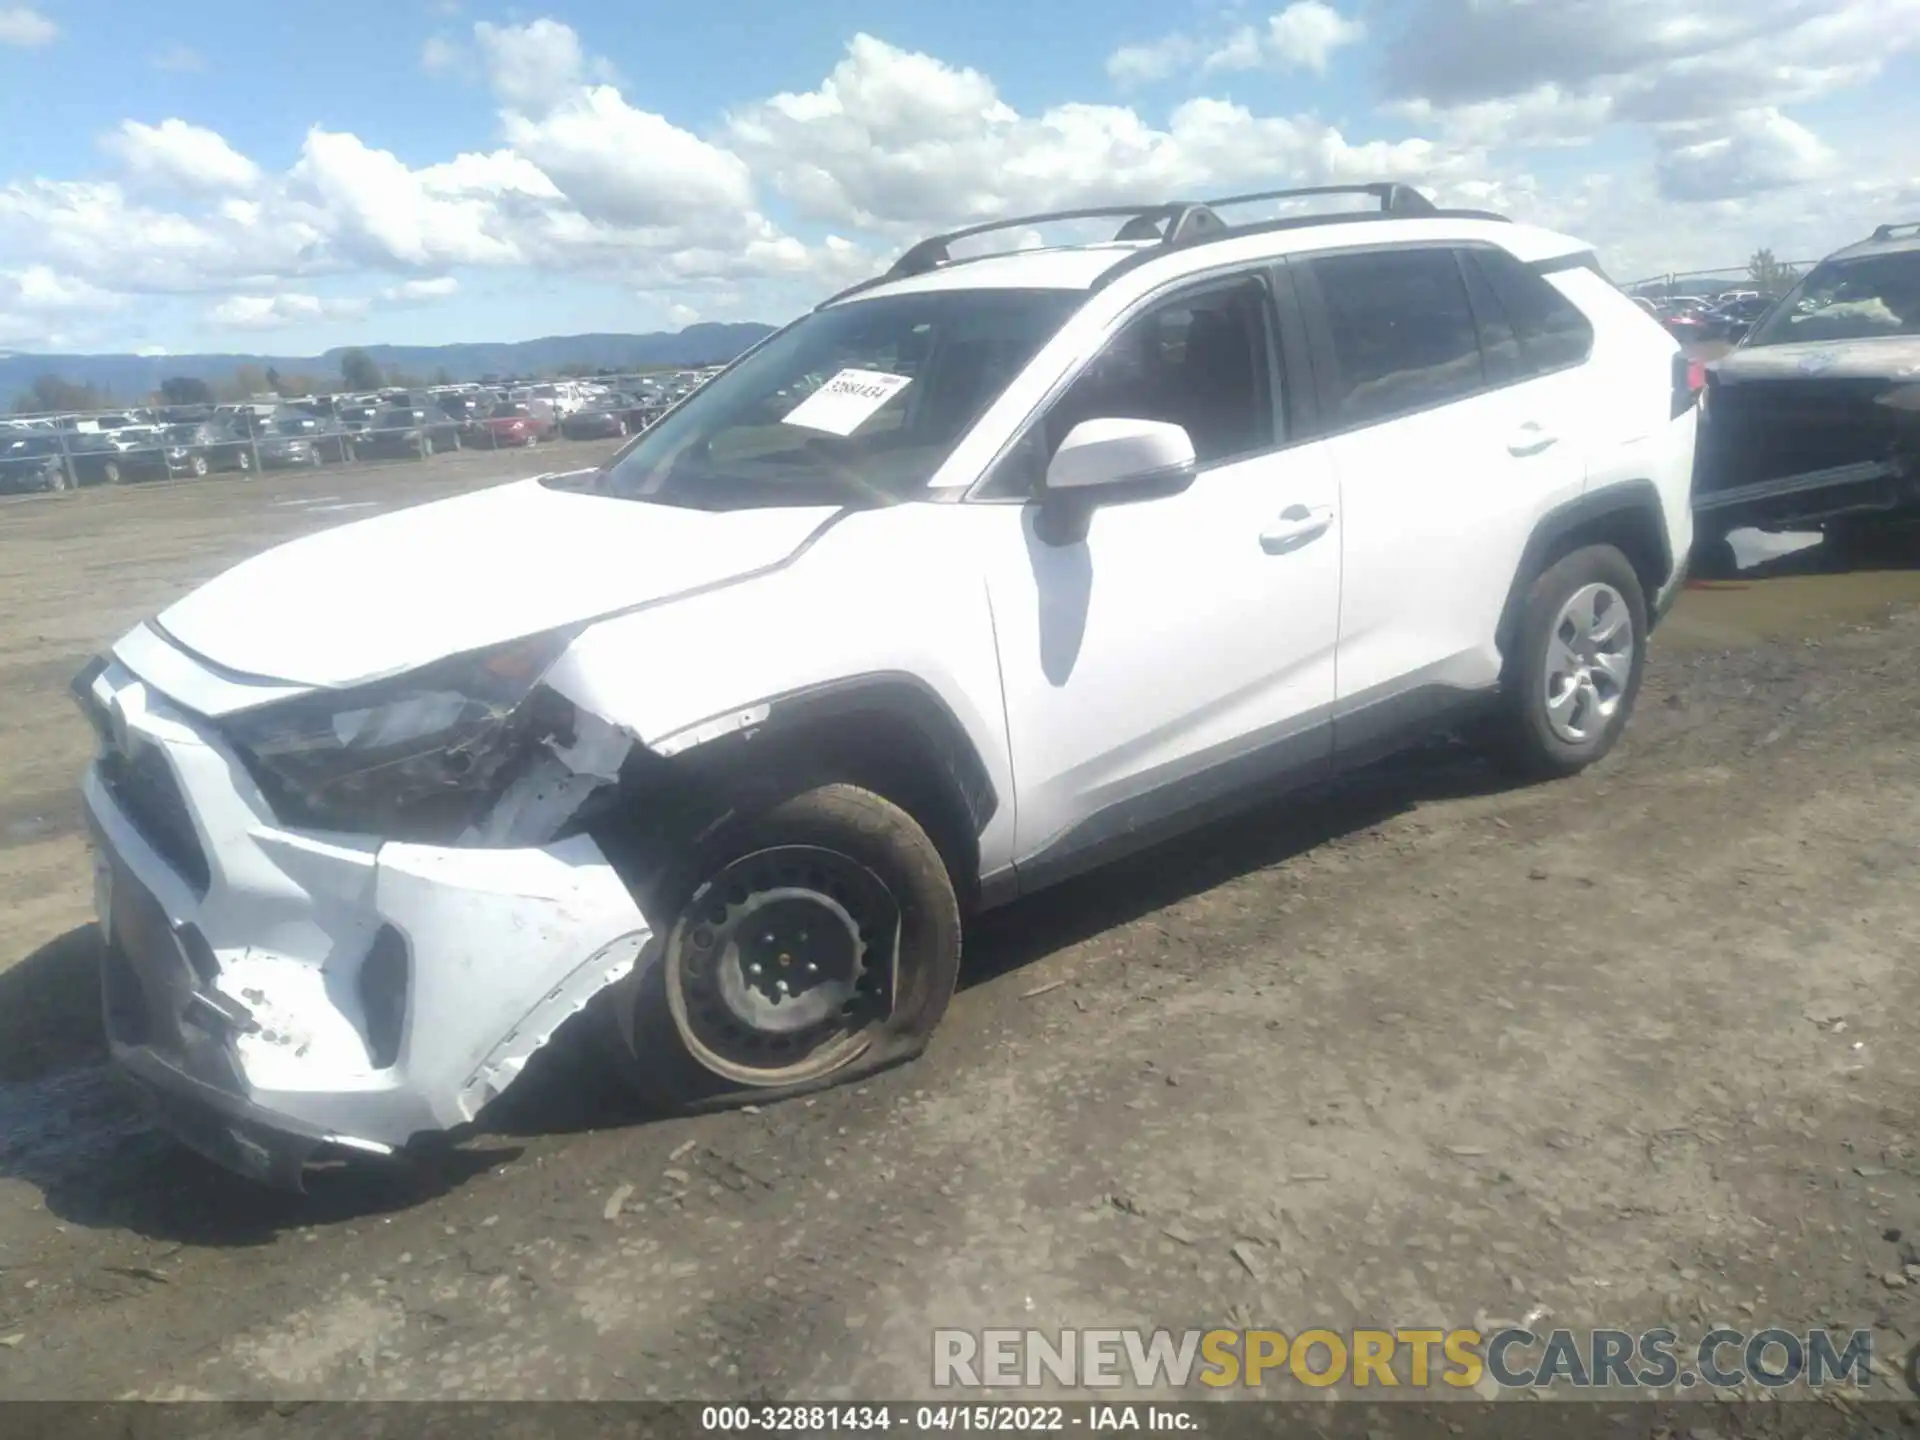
[2,10,1916,349]
[1381,0,1920,127]
[1106,35,1198,85]
[730,34,1460,231]
[1253,3,1367,73]
[208,293,368,330]
[421,36,461,73]
[501,87,755,228]
[102,119,262,194]
[0,6,55,47]
[381,276,459,303]
[475,18,588,113]
[1107,4,1364,83]
[1655,108,1836,202]
[666,302,699,326]
[152,44,207,73]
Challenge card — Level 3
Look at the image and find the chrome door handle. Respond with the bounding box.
[1260,503,1334,554]
[1507,422,1559,457]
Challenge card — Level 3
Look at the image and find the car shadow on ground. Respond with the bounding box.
[961,732,1523,990]
[0,925,515,1246]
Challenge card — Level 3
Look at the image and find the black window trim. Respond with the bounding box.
[1290,238,1595,441]
[961,259,1298,504]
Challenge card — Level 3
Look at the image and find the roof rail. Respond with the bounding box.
[1870,221,1920,241]
[816,182,1502,308]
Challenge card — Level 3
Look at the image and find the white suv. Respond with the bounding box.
[75,184,1697,1186]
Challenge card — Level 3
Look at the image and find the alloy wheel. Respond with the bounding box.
[1543,581,1635,744]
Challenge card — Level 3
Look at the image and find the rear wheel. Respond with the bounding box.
[417,435,434,460]
[188,454,209,478]
[1488,544,1648,781]
[594,783,962,1112]
[235,450,252,473]
[103,460,123,485]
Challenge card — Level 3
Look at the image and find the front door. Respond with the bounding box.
[978,271,1343,885]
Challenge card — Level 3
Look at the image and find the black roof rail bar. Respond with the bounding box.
[814,203,1181,308]
[816,183,1503,308]
[1199,182,1439,217]
[1871,221,1920,241]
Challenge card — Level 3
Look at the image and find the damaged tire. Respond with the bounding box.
[594,784,961,1114]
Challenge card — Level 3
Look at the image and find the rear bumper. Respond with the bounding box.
[78,653,653,1187]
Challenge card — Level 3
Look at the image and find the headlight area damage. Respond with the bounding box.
[78,631,660,1190]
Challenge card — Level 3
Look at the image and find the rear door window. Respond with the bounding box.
[1308,248,1485,427]
[1467,248,1595,373]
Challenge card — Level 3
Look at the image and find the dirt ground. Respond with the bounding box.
[6,448,1920,1410]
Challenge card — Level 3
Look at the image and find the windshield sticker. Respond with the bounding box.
[781,368,912,436]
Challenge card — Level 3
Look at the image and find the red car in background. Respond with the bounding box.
[481,400,554,447]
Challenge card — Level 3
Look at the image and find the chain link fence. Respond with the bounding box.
[1622,262,1820,298]
[1,375,690,497]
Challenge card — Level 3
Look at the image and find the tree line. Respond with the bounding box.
[9,347,455,416]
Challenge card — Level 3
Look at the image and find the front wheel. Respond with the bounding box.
[593,784,962,1112]
[1487,544,1648,781]
[103,460,123,485]
[417,435,434,459]
[189,454,209,478]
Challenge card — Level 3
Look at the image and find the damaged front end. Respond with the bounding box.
[77,630,656,1189]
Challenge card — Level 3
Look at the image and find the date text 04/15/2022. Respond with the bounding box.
[698,1404,1198,1431]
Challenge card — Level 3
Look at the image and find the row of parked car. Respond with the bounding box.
[1632,290,1796,346]
[0,385,681,495]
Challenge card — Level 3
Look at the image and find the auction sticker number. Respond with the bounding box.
[781,368,913,436]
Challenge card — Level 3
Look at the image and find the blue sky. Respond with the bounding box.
[0,0,1916,356]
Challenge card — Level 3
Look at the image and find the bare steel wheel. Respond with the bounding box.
[593,783,962,1112]
[665,845,896,1085]
[1542,582,1634,745]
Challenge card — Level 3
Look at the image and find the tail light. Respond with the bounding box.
[1671,352,1704,417]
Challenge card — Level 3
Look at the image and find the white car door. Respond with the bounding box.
[977,271,1343,885]
[1296,244,1587,737]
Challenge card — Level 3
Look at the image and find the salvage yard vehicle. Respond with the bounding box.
[559,395,640,440]
[73,182,1696,1187]
[161,422,254,478]
[482,399,554,447]
[0,434,75,493]
[358,404,463,459]
[1692,220,1920,569]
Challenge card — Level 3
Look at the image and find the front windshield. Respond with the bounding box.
[591,287,1080,509]
[1748,252,1920,346]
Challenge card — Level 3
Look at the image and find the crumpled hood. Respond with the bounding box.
[151,475,840,688]
[1711,335,1920,384]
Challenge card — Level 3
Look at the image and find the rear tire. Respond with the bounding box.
[1488,544,1648,781]
[103,460,123,485]
[593,783,962,1113]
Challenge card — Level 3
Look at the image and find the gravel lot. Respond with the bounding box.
[5,446,1920,1410]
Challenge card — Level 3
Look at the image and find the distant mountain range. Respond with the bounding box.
[0,322,778,400]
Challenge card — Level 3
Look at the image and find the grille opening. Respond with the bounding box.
[357,926,410,1070]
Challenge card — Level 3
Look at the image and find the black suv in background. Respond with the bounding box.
[1693,220,1920,567]
[356,404,464,459]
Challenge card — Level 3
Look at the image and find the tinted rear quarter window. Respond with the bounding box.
[1311,248,1485,427]
[1470,248,1594,373]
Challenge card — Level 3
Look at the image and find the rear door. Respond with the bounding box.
[1295,244,1585,745]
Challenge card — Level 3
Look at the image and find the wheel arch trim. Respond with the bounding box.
[1496,480,1673,657]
